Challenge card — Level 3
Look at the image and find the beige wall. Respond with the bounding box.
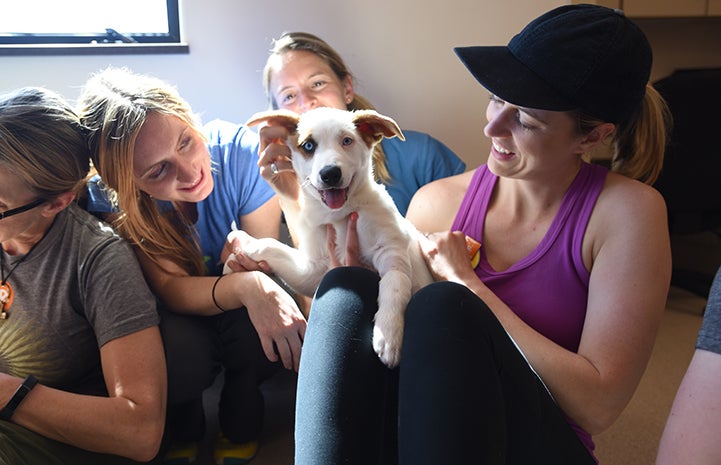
[0,1,719,170]
[636,17,721,82]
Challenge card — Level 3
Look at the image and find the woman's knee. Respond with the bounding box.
[407,281,488,320]
[404,281,499,343]
[311,267,380,322]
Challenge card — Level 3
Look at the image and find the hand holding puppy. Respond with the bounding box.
[258,124,300,202]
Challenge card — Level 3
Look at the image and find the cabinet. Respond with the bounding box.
[573,0,720,17]
[709,0,721,15]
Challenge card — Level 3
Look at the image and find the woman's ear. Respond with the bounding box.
[343,75,355,105]
[41,191,76,217]
[579,122,616,153]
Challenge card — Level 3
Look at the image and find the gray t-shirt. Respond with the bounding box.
[0,204,159,396]
[697,266,721,354]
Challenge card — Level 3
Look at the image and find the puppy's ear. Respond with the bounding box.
[353,110,406,144]
[246,109,300,134]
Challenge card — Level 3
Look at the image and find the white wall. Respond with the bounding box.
[3,1,719,170]
[0,0,566,169]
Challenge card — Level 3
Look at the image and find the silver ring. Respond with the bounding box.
[270,162,279,175]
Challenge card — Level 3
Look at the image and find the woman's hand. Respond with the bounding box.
[419,230,477,284]
[258,124,300,202]
[327,212,365,268]
[241,272,307,372]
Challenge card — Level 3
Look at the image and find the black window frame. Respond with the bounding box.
[0,0,181,47]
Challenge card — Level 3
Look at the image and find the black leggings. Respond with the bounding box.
[159,305,281,445]
[295,267,596,465]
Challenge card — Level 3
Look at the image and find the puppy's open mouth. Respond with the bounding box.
[320,187,349,209]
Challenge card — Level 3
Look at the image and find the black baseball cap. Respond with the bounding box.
[454,4,652,124]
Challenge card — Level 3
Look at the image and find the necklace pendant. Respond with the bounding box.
[0,282,14,318]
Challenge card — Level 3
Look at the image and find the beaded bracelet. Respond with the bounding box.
[212,275,227,312]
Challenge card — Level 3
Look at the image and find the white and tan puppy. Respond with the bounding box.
[225,107,433,368]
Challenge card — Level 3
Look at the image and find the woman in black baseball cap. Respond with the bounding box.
[293,4,672,465]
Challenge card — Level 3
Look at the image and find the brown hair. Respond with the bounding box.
[0,87,90,198]
[77,67,206,276]
[578,84,671,185]
[263,32,391,183]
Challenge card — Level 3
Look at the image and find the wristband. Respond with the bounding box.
[0,375,38,421]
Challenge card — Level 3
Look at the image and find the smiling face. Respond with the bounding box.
[483,95,588,182]
[268,50,354,114]
[132,111,213,203]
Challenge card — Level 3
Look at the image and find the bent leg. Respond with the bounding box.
[160,307,220,443]
[398,282,595,465]
[295,267,396,465]
[216,307,282,443]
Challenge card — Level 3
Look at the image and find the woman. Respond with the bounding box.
[259,5,672,464]
[0,87,165,464]
[77,68,306,465]
[261,31,466,216]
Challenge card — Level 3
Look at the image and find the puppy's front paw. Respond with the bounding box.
[222,254,236,275]
[372,308,405,368]
[224,230,263,273]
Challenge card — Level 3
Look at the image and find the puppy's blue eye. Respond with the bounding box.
[300,139,316,153]
[342,137,353,146]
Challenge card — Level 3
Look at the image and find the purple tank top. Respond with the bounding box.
[452,162,608,458]
[452,162,607,351]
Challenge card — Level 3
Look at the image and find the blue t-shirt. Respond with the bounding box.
[381,130,465,216]
[86,119,276,276]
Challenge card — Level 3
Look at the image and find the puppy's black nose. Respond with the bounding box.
[319,166,342,187]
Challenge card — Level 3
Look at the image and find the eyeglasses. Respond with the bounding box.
[0,198,46,220]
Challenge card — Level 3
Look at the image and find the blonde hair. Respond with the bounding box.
[77,67,206,276]
[0,87,90,198]
[263,31,391,184]
[578,84,671,185]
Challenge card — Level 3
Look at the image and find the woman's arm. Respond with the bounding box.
[2,327,166,462]
[138,197,306,370]
[655,349,721,465]
[656,349,721,465]
[554,178,670,433]
[656,266,721,465]
[138,253,305,371]
[255,124,303,244]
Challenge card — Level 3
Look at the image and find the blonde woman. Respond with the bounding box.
[78,68,306,465]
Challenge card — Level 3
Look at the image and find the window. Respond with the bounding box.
[0,0,185,54]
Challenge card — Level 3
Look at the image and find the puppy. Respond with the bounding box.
[225,107,433,368]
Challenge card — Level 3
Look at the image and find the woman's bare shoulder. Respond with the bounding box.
[585,171,670,263]
[407,169,476,232]
[596,171,667,220]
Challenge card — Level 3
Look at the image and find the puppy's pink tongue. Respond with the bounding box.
[321,188,347,209]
